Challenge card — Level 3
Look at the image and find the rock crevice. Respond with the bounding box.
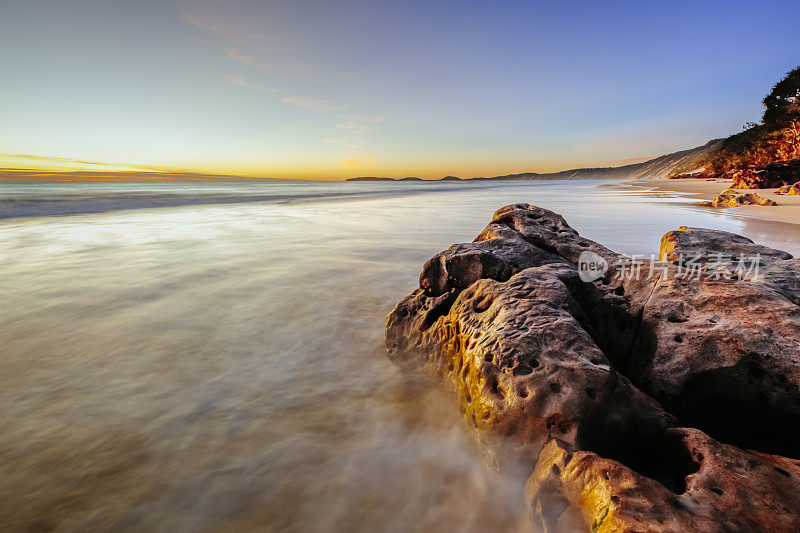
[385,203,800,532]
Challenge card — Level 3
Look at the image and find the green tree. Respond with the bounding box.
[762,66,800,159]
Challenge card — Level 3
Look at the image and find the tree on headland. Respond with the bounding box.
[762,66,800,160]
[701,65,800,174]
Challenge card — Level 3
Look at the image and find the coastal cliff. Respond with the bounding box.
[487,140,721,181]
[385,204,800,532]
[346,140,721,182]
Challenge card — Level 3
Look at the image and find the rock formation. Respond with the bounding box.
[706,191,777,207]
[776,181,800,195]
[385,204,800,532]
[729,158,800,189]
[659,226,791,264]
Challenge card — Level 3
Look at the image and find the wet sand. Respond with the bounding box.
[631,177,800,227]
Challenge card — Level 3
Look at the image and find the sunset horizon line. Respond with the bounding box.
[0,146,691,182]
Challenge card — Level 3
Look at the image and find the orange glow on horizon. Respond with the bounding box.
[0,149,679,182]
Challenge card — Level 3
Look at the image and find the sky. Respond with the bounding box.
[2,0,800,180]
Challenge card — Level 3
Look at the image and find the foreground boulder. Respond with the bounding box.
[386,204,800,532]
[386,206,669,470]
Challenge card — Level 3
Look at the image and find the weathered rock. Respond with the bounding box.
[729,158,800,189]
[629,227,800,459]
[776,181,800,195]
[386,204,800,532]
[730,169,772,189]
[659,226,792,263]
[389,262,675,470]
[386,205,669,469]
[527,432,800,533]
[709,193,737,207]
[709,191,777,207]
[621,268,800,455]
[738,192,777,206]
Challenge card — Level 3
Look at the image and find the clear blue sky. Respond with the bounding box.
[2,0,799,179]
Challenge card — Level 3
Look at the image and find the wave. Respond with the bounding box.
[0,182,499,219]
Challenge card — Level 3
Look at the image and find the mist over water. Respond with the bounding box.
[1,180,798,532]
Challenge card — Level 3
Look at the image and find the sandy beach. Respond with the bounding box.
[632,177,800,227]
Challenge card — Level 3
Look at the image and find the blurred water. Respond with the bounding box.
[0,179,798,532]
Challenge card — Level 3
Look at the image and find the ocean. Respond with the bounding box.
[1,179,798,531]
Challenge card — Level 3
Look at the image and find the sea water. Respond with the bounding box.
[1,179,798,531]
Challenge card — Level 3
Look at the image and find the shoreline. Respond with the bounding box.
[627,177,800,226]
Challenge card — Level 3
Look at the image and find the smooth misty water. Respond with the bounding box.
[1,180,798,532]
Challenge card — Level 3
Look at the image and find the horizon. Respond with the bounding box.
[0,143,699,182]
[2,0,799,181]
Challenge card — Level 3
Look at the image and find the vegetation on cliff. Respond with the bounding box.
[671,65,800,177]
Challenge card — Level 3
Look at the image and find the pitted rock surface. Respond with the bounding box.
[387,262,672,470]
[527,431,800,533]
[386,204,800,532]
[708,191,777,207]
[659,226,792,263]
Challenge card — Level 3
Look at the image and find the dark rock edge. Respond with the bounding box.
[385,203,800,532]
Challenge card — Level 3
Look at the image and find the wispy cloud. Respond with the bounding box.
[0,153,161,172]
[183,6,385,156]
[221,73,278,92]
[225,48,273,69]
[337,114,388,133]
[182,10,286,51]
[184,10,338,77]
[221,73,249,87]
[0,168,268,182]
[0,154,267,182]
[282,96,340,112]
[225,48,322,76]
[339,155,377,169]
